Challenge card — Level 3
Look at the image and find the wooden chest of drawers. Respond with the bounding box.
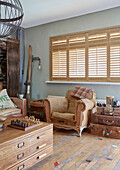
[0,117,53,170]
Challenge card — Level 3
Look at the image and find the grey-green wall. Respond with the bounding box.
[25,7,120,100]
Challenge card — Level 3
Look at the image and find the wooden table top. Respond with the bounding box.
[0,116,52,144]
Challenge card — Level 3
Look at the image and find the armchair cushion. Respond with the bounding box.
[71,86,93,99]
[52,112,75,120]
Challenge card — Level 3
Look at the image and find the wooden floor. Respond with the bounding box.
[29,128,120,170]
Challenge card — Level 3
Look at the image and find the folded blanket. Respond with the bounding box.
[0,108,21,116]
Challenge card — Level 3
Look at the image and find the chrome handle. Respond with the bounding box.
[36,143,46,150]
[17,142,25,148]
[37,153,47,160]
[17,164,25,170]
[17,152,24,160]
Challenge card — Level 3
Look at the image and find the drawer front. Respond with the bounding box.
[90,123,120,139]
[91,114,120,126]
[0,135,53,170]
[0,128,52,160]
[9,145,53,170]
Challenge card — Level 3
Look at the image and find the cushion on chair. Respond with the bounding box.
[52,112,75,120]
[71,86,93,99]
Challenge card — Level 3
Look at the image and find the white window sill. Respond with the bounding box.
[46,81,120,85]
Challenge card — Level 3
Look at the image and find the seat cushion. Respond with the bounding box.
[52,112,75,120]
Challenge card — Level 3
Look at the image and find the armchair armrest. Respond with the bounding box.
[76,99,95,112]
[75,98,95,127]
[43,97,68,123]
[10,97,26,116]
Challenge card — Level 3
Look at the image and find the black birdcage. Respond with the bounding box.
[0,0,24,38]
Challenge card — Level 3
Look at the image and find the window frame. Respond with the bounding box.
[50,26,120,82]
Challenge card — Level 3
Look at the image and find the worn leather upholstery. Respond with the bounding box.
[44,87,96,136]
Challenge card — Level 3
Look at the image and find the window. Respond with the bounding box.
[69,48,85,78]
[88,46,107,78]
[52,50,67,78]
[50,26,120,82]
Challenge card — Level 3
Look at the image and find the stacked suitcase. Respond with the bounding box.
[90,107,120,139]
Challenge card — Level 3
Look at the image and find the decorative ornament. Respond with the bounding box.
[0,0,24,38]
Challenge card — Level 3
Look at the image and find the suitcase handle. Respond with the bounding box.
[103,119,114,125]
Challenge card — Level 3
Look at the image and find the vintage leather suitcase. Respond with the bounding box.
[91,113,120,127]
[97,107,120,116]
[90,123,120,139]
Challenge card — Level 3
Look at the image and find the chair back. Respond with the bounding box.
[66,89,79,113]
[65,87,96,113]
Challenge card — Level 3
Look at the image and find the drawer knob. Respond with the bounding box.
[17,142,25,148]
[37,143,46,150]
[17,164,25,170]
[37,153,47,160]
[17,152,24,160]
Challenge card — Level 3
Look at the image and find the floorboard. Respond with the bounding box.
[29,128,120,170]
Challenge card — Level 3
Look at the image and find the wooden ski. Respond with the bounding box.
[24,45,32,112]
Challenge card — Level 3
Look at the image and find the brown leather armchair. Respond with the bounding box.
[44,87,96,136]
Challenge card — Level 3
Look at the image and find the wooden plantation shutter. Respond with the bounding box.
[69,35,85,46]
[109,29,120,81]
[69,48,85,78]
[52,50,67,79]
[110,45,120,78]
[88,32,107,44]
[88,32,107,81]
[109,29,120,42]
[88,46,107,79]
[68,34,86,80]
[52,38,67,47]
[50,37,67,80]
